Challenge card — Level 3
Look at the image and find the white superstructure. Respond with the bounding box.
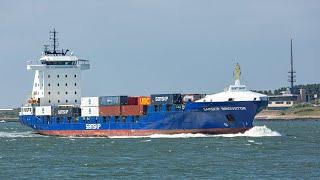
[24,30,90,108]
[197,63,268,102]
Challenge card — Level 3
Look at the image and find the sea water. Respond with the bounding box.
[0,120,319,179]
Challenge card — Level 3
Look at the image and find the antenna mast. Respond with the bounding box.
[288,39,296,94]
[50,28,58,54]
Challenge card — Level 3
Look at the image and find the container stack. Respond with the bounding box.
[35,106,81,117]
[81,97,100,117]
[80,96,151,117]
[99,96,127,116]
[121,96,149,116]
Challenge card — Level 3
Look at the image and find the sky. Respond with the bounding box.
[0,0,319,107]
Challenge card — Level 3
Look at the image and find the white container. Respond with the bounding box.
[81,106,99,117]
[35,106,52,116]
[81,97,99,106]
[20,107,34,115]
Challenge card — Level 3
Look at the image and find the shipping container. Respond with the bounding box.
[182,94,205,103]
[99,106,121,116]
[81,97,99,106]
[138,96,151,105]
[81,107,99,117]
[53,106,81,117]
[99,96,128,106]
[127,97,139,105]
[21,107,34,115]
[151,94,182,105]
[121,105,147,116]
[35,106,52,116]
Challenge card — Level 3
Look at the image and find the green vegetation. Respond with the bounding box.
[253,83,320,98]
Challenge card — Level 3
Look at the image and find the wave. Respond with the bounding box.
[0,131,44,138]
[107,126,281,139]
[212,126,281,138]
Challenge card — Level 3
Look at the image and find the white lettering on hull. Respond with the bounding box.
[85,124,101,130]
[203,107,246,112]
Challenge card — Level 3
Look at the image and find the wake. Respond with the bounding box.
[0,131,43,138]
[108,126,281,139]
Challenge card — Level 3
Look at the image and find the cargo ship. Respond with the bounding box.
[19,30,268,137]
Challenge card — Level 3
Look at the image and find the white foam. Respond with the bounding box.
[49,126,282,139]
[211,126,281,137]
[107,126,281,139]
[0,131,43,138]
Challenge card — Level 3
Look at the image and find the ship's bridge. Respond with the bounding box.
[24,29,90,107]
[27,55,90,71]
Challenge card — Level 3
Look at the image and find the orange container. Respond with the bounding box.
[121,105,147,116]
[99,106,121,116]
[138,96,151,105]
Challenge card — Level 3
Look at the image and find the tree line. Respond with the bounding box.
[253,84,320,98]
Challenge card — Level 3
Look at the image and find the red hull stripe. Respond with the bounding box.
[37,128,249,137]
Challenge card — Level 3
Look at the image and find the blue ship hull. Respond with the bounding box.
[19,101,267,136]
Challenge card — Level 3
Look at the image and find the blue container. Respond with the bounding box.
[99,96,128,106]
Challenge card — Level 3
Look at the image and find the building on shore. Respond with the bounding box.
[267,88,310,110]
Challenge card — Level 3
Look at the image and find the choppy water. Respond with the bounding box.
[0,120,319,179]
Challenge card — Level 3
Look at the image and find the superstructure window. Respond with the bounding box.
[75,91,77,94]
[57,75,60,78]
[65,83,68,86]
[74,75,77,78]
[65,75,68,78]
[57,83,60,86]
[65,91,68,94]
[74,83,77,86]
[58,100,60,103]
[75,100,78,103]
[48,83,50,87]
[48,75,50,78]
[49,100,51,103]
[48,91,51,95]
[66,100,68,103]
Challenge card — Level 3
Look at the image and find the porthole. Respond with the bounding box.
[74,83,77,86]
[57,75,59,78]
[57,83,60,86]
[49,100,51,103]
[75,99,78,103]
[65,91,68,95]
[74,75,77,78]
[48,91,51,95]
[48,75,50,78]
[58,91,60,95]
[65,83,68,86]
[75,91,77,94]
[48,83,50,87]
[66,100,68,103]
[58,100,60,103]
[65,75,68,78]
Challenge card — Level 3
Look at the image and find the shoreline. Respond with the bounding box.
[255,116,320,120]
